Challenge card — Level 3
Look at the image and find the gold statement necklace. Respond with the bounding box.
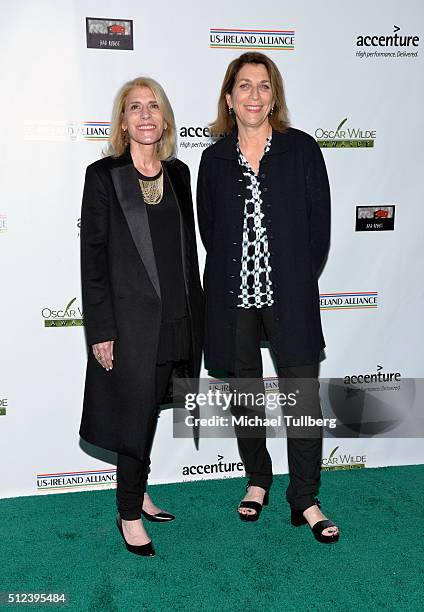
[138,165,164,206]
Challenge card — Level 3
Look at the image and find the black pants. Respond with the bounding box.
[116,361,174,520]
[231,306,322,512]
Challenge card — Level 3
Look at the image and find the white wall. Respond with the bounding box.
[1,0,423,498]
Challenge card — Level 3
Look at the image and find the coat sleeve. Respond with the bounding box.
[306,139,331,274]
[80,165,118,346]
[196,151,214,252]
[180,163,204,292]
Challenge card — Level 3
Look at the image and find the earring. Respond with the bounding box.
[228,107,234,116]
[269,106,274,117]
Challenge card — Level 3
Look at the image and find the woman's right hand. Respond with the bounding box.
[92,341,114,371]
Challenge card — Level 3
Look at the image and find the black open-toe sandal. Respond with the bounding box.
[291,498,339,543]
[238,485,269,522]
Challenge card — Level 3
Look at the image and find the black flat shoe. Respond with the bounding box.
[116,515,155,556]
[238,485,269,522]
[141,509,175,523]
[291,498,339,544]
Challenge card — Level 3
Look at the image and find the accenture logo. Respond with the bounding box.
[182,454,244,478]
[179,126,212,138]
[178,125,215,150]
[356,25,419,59]
[343,365,401,386]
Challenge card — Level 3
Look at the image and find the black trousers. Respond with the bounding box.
[116,361,174,520]
[231,306,323,512]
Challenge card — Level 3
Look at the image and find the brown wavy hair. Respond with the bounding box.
[106,76,176,159]
[209,52,290,136]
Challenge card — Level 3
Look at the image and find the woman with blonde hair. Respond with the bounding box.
[197,52,339,543]
[80,77,204,556]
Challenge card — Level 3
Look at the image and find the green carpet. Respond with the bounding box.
[1,465,424,612]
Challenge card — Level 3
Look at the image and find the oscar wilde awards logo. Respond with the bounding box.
[356,25,420,59]
[321,446,366,471]
[356,205,395,232]
[24,121,110,142]
[0,396,7,417]
[315,118,376,148]
[0,214,7,234]
[182,454,244,480]
[86,18,134,50]
[37,468,117,492]
[320,292,378,310]
[41,297,83,328]
[209,28,295,51]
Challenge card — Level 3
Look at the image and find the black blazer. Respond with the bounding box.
[197,127,330,372]
[79,150,204,459]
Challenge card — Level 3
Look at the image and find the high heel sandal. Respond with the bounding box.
[291,498,339,544]
[238,484,269,522]
[116,515,156,556]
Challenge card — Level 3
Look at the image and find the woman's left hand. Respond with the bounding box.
[92,340,114,371]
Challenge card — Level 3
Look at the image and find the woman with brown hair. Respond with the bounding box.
[80,77,204,556]
[197,52,338,543]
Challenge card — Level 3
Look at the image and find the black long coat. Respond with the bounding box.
[196,127,330,372]
[79,150,204,460]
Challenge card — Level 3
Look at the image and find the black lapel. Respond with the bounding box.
[110,161,161,300]
[163,160,185,203]
[162,160,190,284]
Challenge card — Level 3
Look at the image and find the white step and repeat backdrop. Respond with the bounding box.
[1,0,423,498]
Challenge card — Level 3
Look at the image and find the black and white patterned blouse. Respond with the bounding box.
[236,136,274,309]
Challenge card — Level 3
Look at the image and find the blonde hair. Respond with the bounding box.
[107,76,176,159]
[210,52,290,137]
